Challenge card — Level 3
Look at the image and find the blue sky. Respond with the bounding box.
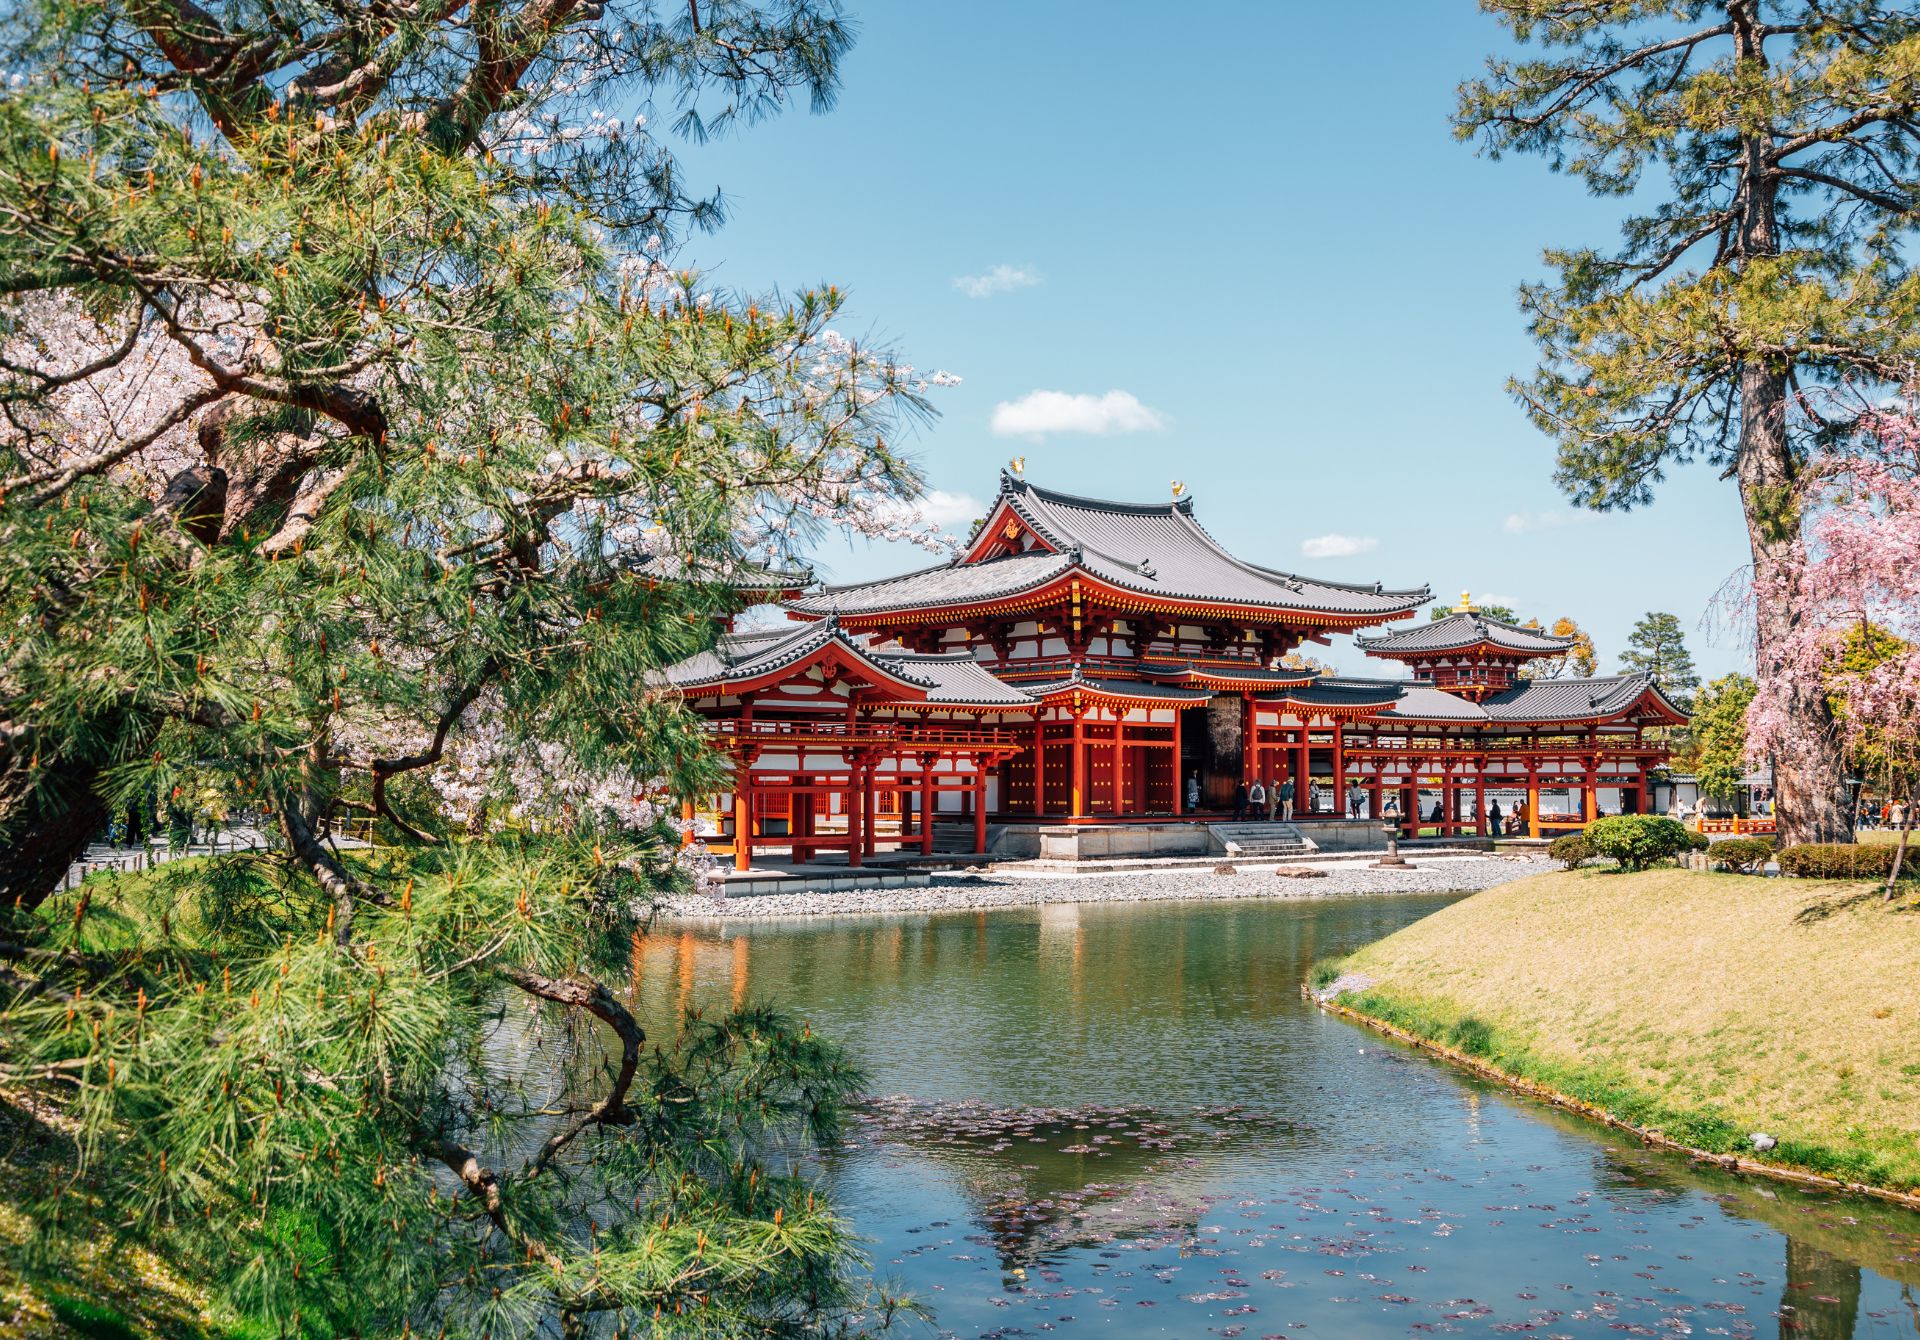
[669,3,1752,680]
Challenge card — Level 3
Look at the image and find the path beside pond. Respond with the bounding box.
[661,852,1555,920]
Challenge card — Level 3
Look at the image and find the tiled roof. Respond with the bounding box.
[784,475,1428,622]
[866,651,1036,707]
[785,551,1072,616]
[629,553,814,591]
[1482,673,1685,723]
[1257,677,1409,711]
[662,621,859,690]
[1139,662,1316,687]
[663,623,1035,710]
[1021,675,1215,704]
[1001,475,1428,618]
[1357,610,1576,658]
[1379,683,1492,722]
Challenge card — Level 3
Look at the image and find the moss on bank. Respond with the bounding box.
[1319,867,1920,1196]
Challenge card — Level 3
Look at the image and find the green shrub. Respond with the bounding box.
[1686,830,1712,852]
[1447,1015,1496,1057]
[1547,832,1591,870]
[1711,836,1776,874]
[1777,842,1920,880]
[1307,958,1345,989]
[1585,815,1694,871]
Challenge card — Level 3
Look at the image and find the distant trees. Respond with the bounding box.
[1432,602,1518,622]
[1458,2,1920,844]
[1686,674,1759,806]
[1525,616,1597,680]
[1621,613,1700,709]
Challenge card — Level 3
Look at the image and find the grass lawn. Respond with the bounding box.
[1325,867,1920,1194]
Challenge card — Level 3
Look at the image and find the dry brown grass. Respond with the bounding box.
[1343,867,1920,1188]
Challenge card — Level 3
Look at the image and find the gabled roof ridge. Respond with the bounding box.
[1003,470,1190,518]
[806,555,967,595]
[1172,505,1431,605]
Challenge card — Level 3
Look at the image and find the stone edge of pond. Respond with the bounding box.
[1303,983,1920,1215]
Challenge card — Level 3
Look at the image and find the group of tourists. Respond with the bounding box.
[1859,798,1910,830]
[1216,775,1297,822]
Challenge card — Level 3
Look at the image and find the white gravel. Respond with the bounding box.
[660,854,1555,922]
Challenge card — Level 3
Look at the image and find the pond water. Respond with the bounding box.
[632,893,1920,1339]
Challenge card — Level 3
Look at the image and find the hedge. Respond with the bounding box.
[1776,842,1918,880]
[1709,836,1775,874]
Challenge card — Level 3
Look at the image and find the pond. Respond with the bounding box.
[632,893,1920,1339]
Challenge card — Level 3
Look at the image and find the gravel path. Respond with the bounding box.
[660,853,1555,921]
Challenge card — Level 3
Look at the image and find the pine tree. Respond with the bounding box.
[1620,612,1702,709]
[1458,2,1920,844]
[0,2,936,1333]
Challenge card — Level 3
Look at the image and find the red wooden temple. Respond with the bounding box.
[665,473,1687,868]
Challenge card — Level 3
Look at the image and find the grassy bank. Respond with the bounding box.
[1317,867,1920,1197]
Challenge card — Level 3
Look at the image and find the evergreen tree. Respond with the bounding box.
[0,1,941,1333]
[1458,2,1920,844]
[1689,673,1759,805]
[1620,612,1702,708]
[1430,601,1518,622]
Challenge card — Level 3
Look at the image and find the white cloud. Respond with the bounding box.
[1300,533,1379,560]
[1503,509,1602,534]
[954,264,1041,299]
[1474,592,1521,609]
[870,489,983,538]
[990,389,1167,438]
[911,489,985,534]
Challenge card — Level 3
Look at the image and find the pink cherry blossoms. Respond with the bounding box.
[1746,410,1920,818]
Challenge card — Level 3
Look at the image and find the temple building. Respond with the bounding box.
[666,473,1687,868]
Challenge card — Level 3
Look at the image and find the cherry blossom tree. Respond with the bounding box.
[1748,410,1920,893]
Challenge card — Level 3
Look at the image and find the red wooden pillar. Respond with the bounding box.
[920,753,936,857]
[1331,721,1346,818]
[1171,733,1184,816]
[1474,771,1488,836]
[973,763,989,854]
[733,776,752,872]
[862,758,878,858]
[1032,716,1047,817]
[680,798,695,849]
[1070,710,1088,819]
[847,762,865,868]
[1244,694,1259,787]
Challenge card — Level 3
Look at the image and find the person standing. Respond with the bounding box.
[1278,776,1296,822]
[1489,799,1504,838]
[1247,778,1266,823]
[1263,777,1280,822]
[1232,779,1248,822]
[1186,771,1201,812]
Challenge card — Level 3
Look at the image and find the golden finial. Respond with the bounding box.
[1009,455,1025,476]
[1170,479,1185,498]
[1455,589,1474,613]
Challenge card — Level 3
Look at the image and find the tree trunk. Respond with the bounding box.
[0,753,113,910]
[1735,378,1850,846]
[1888,783,1915,899]
[1730,8,1852,846]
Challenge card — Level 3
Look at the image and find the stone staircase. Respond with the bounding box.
[926,821,987,856]
[1206,822,1315,859]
